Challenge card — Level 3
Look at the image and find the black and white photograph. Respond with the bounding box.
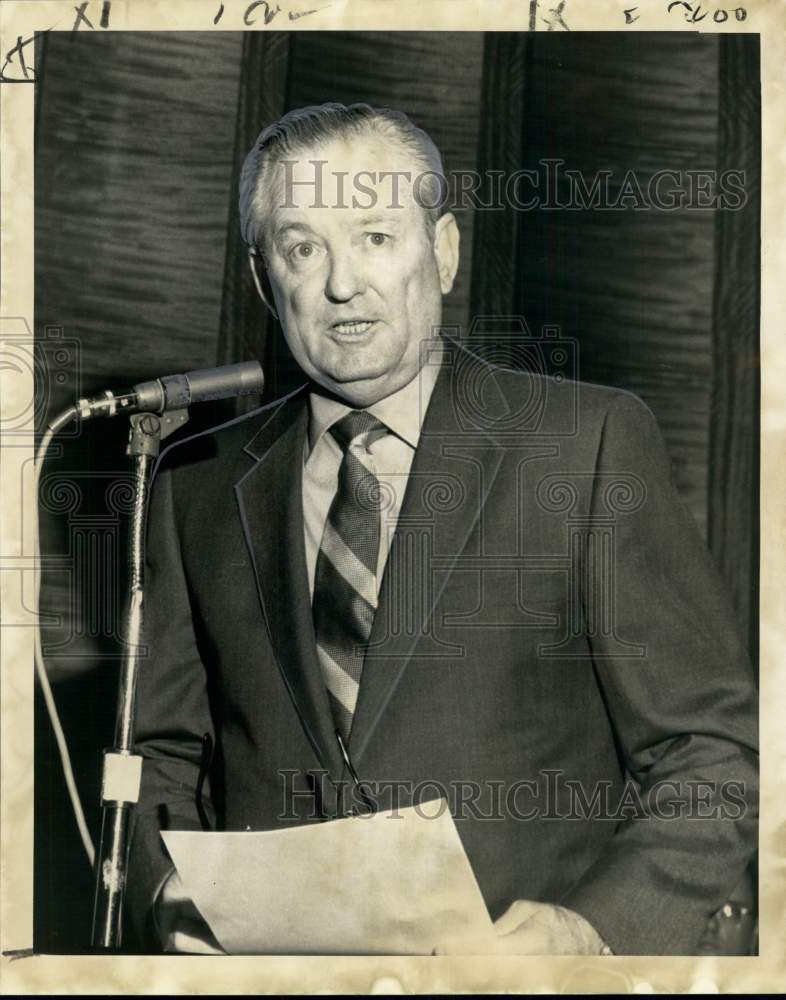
[1,0,783,993]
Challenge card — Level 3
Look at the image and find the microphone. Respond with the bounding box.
[74,361,265,420]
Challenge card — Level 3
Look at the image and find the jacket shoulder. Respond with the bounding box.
[480,360,656,439]
[152,385,308,477]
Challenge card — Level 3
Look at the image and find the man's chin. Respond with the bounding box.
[314,368,405,407]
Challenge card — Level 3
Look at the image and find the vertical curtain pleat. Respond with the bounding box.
[216,32,295,407]
[707,35,761,663]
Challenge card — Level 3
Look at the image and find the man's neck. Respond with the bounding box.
[307,349,445,455]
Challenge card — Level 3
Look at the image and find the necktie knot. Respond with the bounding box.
[330,410,387,452]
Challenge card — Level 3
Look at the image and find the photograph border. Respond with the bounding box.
[2,0,784,993]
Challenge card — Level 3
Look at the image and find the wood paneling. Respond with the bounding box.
[473,33,724,540]
[216,31,291,397]
[708,35,760,659]
[36,32,244,393]
[35,30,244,673]
[217,31,343,407]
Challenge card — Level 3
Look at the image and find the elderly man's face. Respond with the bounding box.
[259,135,459,406]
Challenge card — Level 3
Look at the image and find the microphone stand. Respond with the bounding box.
[91,408,188,949]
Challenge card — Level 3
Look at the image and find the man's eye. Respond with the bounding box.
[289,242,319,261]
[367,232,390,247]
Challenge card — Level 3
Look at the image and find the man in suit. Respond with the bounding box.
[126,103,758,955]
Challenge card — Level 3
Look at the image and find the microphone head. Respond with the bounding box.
[156,361,266,410]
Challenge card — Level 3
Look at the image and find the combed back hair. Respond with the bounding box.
[239,102,447,250]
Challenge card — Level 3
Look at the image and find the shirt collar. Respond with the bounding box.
[306,351,443,461]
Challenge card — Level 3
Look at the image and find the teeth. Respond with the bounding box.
[333,321,374,334]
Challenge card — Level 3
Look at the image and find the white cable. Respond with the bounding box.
[34,413,96,868]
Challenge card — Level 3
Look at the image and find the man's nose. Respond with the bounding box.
[324,251,366,302]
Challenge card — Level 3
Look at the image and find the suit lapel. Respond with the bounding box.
[350,351,506,765]
[234,389,344,781]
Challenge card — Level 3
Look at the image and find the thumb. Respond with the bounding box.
[160,870,189,905]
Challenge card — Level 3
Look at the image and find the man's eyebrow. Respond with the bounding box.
[272,221,316,241]
[356,215,403,228]
[272,215,403,242]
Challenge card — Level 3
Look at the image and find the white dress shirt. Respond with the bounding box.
[303,360,441,600]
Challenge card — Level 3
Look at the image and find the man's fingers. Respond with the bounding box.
[493,929,551,955]
[165,917,225,955]
[157,879,225,954]
[491,903,605,955]
[166,930,225,955]
[493,899,543,936]
[160,871,190,905]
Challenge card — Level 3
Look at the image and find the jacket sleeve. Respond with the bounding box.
[562,391,759,955]
[124,455,216,949]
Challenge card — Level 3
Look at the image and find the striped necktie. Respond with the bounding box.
[313,409,388,741]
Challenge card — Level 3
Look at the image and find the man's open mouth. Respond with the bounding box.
[331,320,377,336]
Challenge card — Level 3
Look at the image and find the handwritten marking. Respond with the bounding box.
[624,6,640,23]
[289,5,328,19]
[542,0,570,31]
[667,1,746,22]
[0,33,36,81]
[244,0,281,25]
[2,948,36,961]
[210,0,329,26]
[71,0,110,30]
[72,1,95,30]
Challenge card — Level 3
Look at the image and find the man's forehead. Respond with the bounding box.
[263,149,429,239]
[270,205,414,239]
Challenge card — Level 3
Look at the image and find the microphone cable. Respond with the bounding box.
[34,405,96,868]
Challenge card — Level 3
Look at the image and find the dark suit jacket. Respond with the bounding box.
[126,343,758,955]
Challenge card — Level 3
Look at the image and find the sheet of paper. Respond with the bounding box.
[161,800,497,955]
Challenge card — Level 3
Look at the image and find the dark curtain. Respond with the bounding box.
[470,32,760,659]
[215,32,292,398]
[708,36,760,662]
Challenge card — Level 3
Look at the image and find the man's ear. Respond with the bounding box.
[247,250,279,320]
[433,213,460,295]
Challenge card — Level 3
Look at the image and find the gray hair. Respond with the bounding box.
[239,102,447,250]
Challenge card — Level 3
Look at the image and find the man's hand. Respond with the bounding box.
[153,871,225,955]
[492,900,608,955]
